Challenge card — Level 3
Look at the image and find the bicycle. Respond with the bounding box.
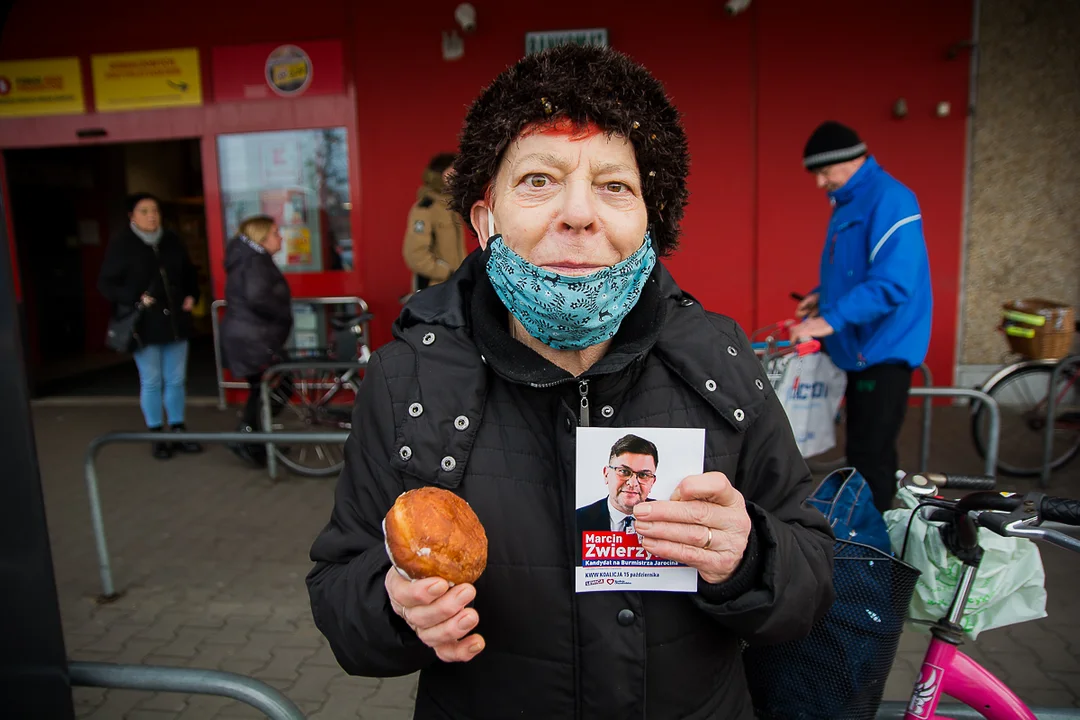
[261,310,372,477]
[896,471,1080,719]
[970,320,1080,477]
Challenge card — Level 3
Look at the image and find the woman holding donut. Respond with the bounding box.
[308,45,835,719]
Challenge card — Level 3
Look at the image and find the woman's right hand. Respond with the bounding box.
[139,293,155,308]
[384,567,485,663]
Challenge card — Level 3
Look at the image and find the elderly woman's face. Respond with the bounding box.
[130,199,161,233]
[477,128,648,275]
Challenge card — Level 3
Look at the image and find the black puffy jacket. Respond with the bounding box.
[97,226,200,347]
[220,237,293,378]
[307,252,835,720]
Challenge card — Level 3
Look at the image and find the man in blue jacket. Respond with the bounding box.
[791,121,932,512]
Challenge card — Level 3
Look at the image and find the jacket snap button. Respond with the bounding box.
[727,345,737,356]
[163,309,171,316]
[679,298,694,307]
[617,609,635,626]
[454,415,469,431]
[422,332,436,345]
[441,456,457,471]
[601,405,614,418]
[705,379,717,392]
[399,446,413,461]
[755,379,764,390]
[733,408,745,422]
[408,403,423,417]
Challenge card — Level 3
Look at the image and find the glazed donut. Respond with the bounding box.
[383,486,487,586]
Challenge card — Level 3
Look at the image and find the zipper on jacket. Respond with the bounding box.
[155,247,180,339]
[578,379,590,427]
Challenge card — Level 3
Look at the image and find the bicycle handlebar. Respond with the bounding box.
[912,472,996,491]
[1040,496,1080,526]
[901,472,1080,553]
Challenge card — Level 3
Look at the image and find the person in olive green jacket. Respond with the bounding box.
[402,153,466,293]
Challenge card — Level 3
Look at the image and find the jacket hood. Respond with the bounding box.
[421,168,449,196]
[394,250,767,433]
[225,235,264,272]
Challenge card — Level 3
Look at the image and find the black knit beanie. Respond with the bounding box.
[803,121,867,171]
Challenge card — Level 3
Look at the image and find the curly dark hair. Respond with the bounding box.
[449,44,690,255]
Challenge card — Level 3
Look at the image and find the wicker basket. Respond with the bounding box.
[1000,299,1075,360]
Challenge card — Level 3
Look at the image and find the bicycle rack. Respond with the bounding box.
[259,361,366,480]
[211,296,370,411]
[1041,353,1080,488]
[84,431,349,601]
[909,386,999,479]
[806,363,936,475]
[70,662,305,720]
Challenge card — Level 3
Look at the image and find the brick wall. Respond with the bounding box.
[962,0,1080,365]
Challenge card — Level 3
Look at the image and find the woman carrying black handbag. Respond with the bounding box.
[220,215,294,466]
[98,193,203,460]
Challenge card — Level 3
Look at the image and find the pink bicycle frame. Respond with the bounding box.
[904,631,1035,720]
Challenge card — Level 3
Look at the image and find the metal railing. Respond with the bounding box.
[211,296,370,411]
[1041,354,1080,488]
[909,386,999,479]
[85,431,349,600]
[69,662,1080,719]
[70,662,305,719]
[914,363,934,472]
[259,361,365,480]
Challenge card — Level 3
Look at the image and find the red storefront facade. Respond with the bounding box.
[0,0,974,387]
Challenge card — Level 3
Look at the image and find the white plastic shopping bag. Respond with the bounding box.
[883,487,1047,640]
[776,351,847,458]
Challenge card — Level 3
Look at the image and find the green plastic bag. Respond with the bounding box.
[883,488,1047,640]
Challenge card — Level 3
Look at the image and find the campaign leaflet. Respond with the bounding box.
[574,427,704,593]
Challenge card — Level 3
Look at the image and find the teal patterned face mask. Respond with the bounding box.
[484,228,657,351]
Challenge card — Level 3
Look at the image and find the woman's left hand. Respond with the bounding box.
[632,472,752,585]
[182,296,195,312]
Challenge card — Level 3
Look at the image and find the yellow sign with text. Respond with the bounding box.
[0,57,85,117]
[91,48,202,112]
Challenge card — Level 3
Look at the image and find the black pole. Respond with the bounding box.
[0,165,75,714]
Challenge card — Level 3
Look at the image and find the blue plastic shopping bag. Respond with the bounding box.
[808,467,892,555]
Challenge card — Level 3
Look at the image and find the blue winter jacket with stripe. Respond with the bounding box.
[815,156,932,372]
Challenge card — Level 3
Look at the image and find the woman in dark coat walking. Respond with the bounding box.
[220,215,293,465]
[98,193,202,459]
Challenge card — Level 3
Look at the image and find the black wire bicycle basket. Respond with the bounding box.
[742,539,921,720]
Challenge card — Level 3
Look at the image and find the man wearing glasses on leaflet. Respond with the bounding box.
[577,434,659,533]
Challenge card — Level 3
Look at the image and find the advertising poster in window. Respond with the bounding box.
[218,128,351,274]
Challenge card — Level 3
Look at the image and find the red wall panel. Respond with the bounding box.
[0,0,971,381]
[348,1,757,346]
[755,1,972,384]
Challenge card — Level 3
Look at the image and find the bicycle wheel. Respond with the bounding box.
[264,367,358,477]
[971,364,1080,476]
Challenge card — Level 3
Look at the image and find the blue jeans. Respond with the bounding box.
[132,340,189,428]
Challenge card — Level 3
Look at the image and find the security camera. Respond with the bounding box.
[724,0,752,16]
[455,3,477,33]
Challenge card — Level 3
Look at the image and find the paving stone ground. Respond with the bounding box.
[31,401,1080,718]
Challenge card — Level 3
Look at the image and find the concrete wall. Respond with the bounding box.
[961,0,1080,375]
